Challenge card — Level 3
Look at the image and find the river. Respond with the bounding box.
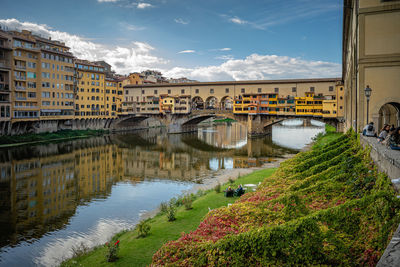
[0,119,325,266]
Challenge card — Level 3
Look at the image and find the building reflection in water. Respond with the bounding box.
[0,122,316,265]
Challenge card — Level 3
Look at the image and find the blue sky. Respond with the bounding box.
[0,0,343,81]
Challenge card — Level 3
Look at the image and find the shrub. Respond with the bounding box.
[159,201,168,213]
[183,194,193,210]
[228,178,235,184]
[71,242,89,258]
[136,219,151,238]
[166,203,176,221]
[105,240,120,262]
[214,183,221,193]
[152,130,400,266]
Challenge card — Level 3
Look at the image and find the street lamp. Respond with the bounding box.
[365,85,372,124]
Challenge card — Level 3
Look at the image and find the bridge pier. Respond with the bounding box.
[247,114,267,137]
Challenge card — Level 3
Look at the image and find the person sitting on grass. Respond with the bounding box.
[388,127,400,151]
[224,186,234,197]
[234,184,245,197]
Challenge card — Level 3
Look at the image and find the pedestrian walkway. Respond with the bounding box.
[360,135,400,267]
[360,135,400,189]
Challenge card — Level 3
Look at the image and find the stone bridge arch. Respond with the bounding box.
[371,96,400,130]
[191,96,204,110]
[220,96,233,110]
[205,96,218,109]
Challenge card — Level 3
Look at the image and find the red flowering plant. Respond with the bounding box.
[105,240,120,262]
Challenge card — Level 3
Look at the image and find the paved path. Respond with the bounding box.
[360,135,400,189]
[360,135,400,267]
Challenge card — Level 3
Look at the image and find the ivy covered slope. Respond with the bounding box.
[152,131,400,266]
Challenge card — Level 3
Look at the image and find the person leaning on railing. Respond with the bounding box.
[378,124,390,142]
[387,127,400,151]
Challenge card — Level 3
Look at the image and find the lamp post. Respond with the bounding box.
[364,85,372,124]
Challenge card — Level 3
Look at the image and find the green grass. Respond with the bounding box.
[213,118,236,123]
[312,124,342,149]
[61,168,276,267]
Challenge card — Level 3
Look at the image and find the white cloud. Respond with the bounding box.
[137,2,153,9]
[165,54,341,82]
[119,22,145,31]
[0,18,167,74]
[0,19,341,83]
[215,55,234,60]
[178,50,196,54]
[174,18,189,25]
[229,16,248,25]
[98,0,119,2]
[219,48,231,51]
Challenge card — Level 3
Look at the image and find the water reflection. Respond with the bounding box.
[0,121,323,266]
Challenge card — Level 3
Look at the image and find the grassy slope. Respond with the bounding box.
[152,129,400,266]
[61,168,276,267]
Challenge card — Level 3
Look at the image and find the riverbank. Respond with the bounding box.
[60,129,322,266]
[152,130,400,266]
[0,129,108,148]
[61,167,278,267]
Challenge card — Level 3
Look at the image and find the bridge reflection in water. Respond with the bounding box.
[0,120,322,266]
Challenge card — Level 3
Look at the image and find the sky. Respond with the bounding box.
[0,0,343,81]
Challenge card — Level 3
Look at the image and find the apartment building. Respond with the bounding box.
[8,30,75,122]
[0,31,12,133]
[74,60,106,119]
[105,78,119,118]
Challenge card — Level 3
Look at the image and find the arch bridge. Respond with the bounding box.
[111,110,341,137]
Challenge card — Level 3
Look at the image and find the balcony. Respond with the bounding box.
[0,84,10,91]
[15,76,26,81]
[15,97,27,101]
[15,86,26,91]
[0,60,11,69]
[14,65,26,70]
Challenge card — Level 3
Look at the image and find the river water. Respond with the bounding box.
[0,119,325,266]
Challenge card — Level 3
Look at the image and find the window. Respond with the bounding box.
[42,82,50,88]
[310,87,315,92]
[210,88,214,94]
[168,89,171,94]
[340,96,343,100]
[292,87,296,93]
[181,89,185,94]
[27,72,36,79]
[241,88,245,93]
[225,88,229,93]
[274,88,279,93]
[28,82,36,88]
[329,86,334,92]
[42,72,50,79]
[195,89,199,94]
[27,62,36,68]
[258,88,261,93]
[154,90,158,94]
[28,92,36,98]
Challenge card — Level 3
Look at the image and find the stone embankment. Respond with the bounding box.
[360,135,400,267]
